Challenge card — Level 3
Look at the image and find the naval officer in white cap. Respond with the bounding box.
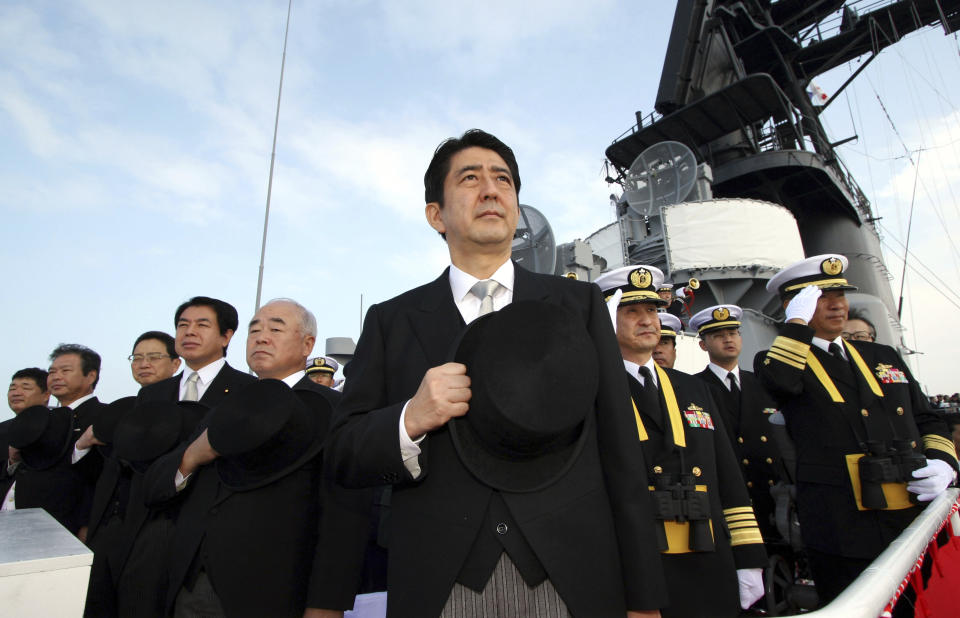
[756,253,958,605]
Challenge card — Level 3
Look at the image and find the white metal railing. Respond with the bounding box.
[801,488,960,617]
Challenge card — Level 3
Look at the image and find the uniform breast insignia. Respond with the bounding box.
[874,363,908,384]
[683,404,715,430]
[761,407,778,415]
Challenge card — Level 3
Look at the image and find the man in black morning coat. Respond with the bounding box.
[144,298,366,618]
[325,129,667,618]
[82,296,255,616]
[756,253,959,604]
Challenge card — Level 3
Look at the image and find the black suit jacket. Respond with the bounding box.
[696,367,790,537]
[89,363,256,550]
[326,264,668,617]
[629,367,766,617]
[757,323,958,558]
[143,377,368,617]
[6,407,89,533]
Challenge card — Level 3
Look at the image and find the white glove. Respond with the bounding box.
[606,289,623,334]
[907,458,957,501]
[784,285,822,323]
[737,568,765,609]
[676,287,688,299]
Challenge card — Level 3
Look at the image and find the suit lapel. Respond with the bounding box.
[200,363,241,405]
[409,270,467,366]
[512,262,556,303]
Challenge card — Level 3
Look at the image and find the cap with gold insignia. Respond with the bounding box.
[690,304,742,335]
[658,312,682,338]
[658,280,674,294]
[594,265,668,307]
[305,355,339,376]
[766,253,858,298]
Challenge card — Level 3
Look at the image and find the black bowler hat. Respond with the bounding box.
[449,300,598,493]
[207,379,328,491]
[94,396,138,445]
[8,406,74,470]
[113,400,209,471]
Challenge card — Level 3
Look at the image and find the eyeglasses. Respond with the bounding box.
[128,353,175,363]
[841,331,874,342]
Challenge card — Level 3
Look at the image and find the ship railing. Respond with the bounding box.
[802,488,960,617]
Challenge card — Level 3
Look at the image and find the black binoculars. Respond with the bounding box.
[859,440,924,509]
[650,473,714,552]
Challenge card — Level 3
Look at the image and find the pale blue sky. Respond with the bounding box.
[3,1,959,419]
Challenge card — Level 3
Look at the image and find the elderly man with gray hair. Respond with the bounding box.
[142,298,370,618]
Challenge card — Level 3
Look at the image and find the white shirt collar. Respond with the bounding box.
[181,357,227,387]
[61,393,96,409]
[449,259,515,323]
[281,370,305,388]
[449,259,515,301]
[623,358,658,387]
[707,362,740,389]
[811,336,846,359]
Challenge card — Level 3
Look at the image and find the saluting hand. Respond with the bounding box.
[784,284,821,324]
[404,362,471,440]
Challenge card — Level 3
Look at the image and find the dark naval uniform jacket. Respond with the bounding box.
[143,378,368,617]
[696,367,789,539]
[757,323,958,559]
[326,264,668,618]
[628,363,767,617]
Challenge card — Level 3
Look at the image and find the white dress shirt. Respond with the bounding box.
[811,336,847,360]
[69,393,99,464]
[399,260,516,478]
[707,363,741,390]
[179,357,227,401]
[622,358,659,388]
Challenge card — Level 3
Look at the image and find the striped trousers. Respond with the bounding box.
[439,553,570,618]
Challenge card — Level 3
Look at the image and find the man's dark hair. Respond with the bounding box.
[847,308,877,339]
[424,129,522,207]
[174,296,239,356]
[11,368,49,391]
[133,331,179,358]
[49,343,102,389]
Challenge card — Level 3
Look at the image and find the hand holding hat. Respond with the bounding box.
[907,458,957,501]
[784,285,821,323]
[404,363,471,440]
[180,428,220,478]
[75,424,106,450]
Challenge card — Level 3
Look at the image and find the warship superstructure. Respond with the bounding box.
[550,0,960,363]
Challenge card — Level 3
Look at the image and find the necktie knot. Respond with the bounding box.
[470,279,501,317]
[183,371,200,402]
[727,371,740,396]
[639,365,654,387]
[829,342,846,361]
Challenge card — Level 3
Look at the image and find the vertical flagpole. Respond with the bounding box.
[254,0,294,312]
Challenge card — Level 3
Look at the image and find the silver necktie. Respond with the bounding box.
[470,279,501,317]
[183,371,200,402]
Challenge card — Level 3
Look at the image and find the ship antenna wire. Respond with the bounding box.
[897,149,921,320]
[254,0,294,312]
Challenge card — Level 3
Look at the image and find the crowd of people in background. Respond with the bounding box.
[2,129,959,618]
